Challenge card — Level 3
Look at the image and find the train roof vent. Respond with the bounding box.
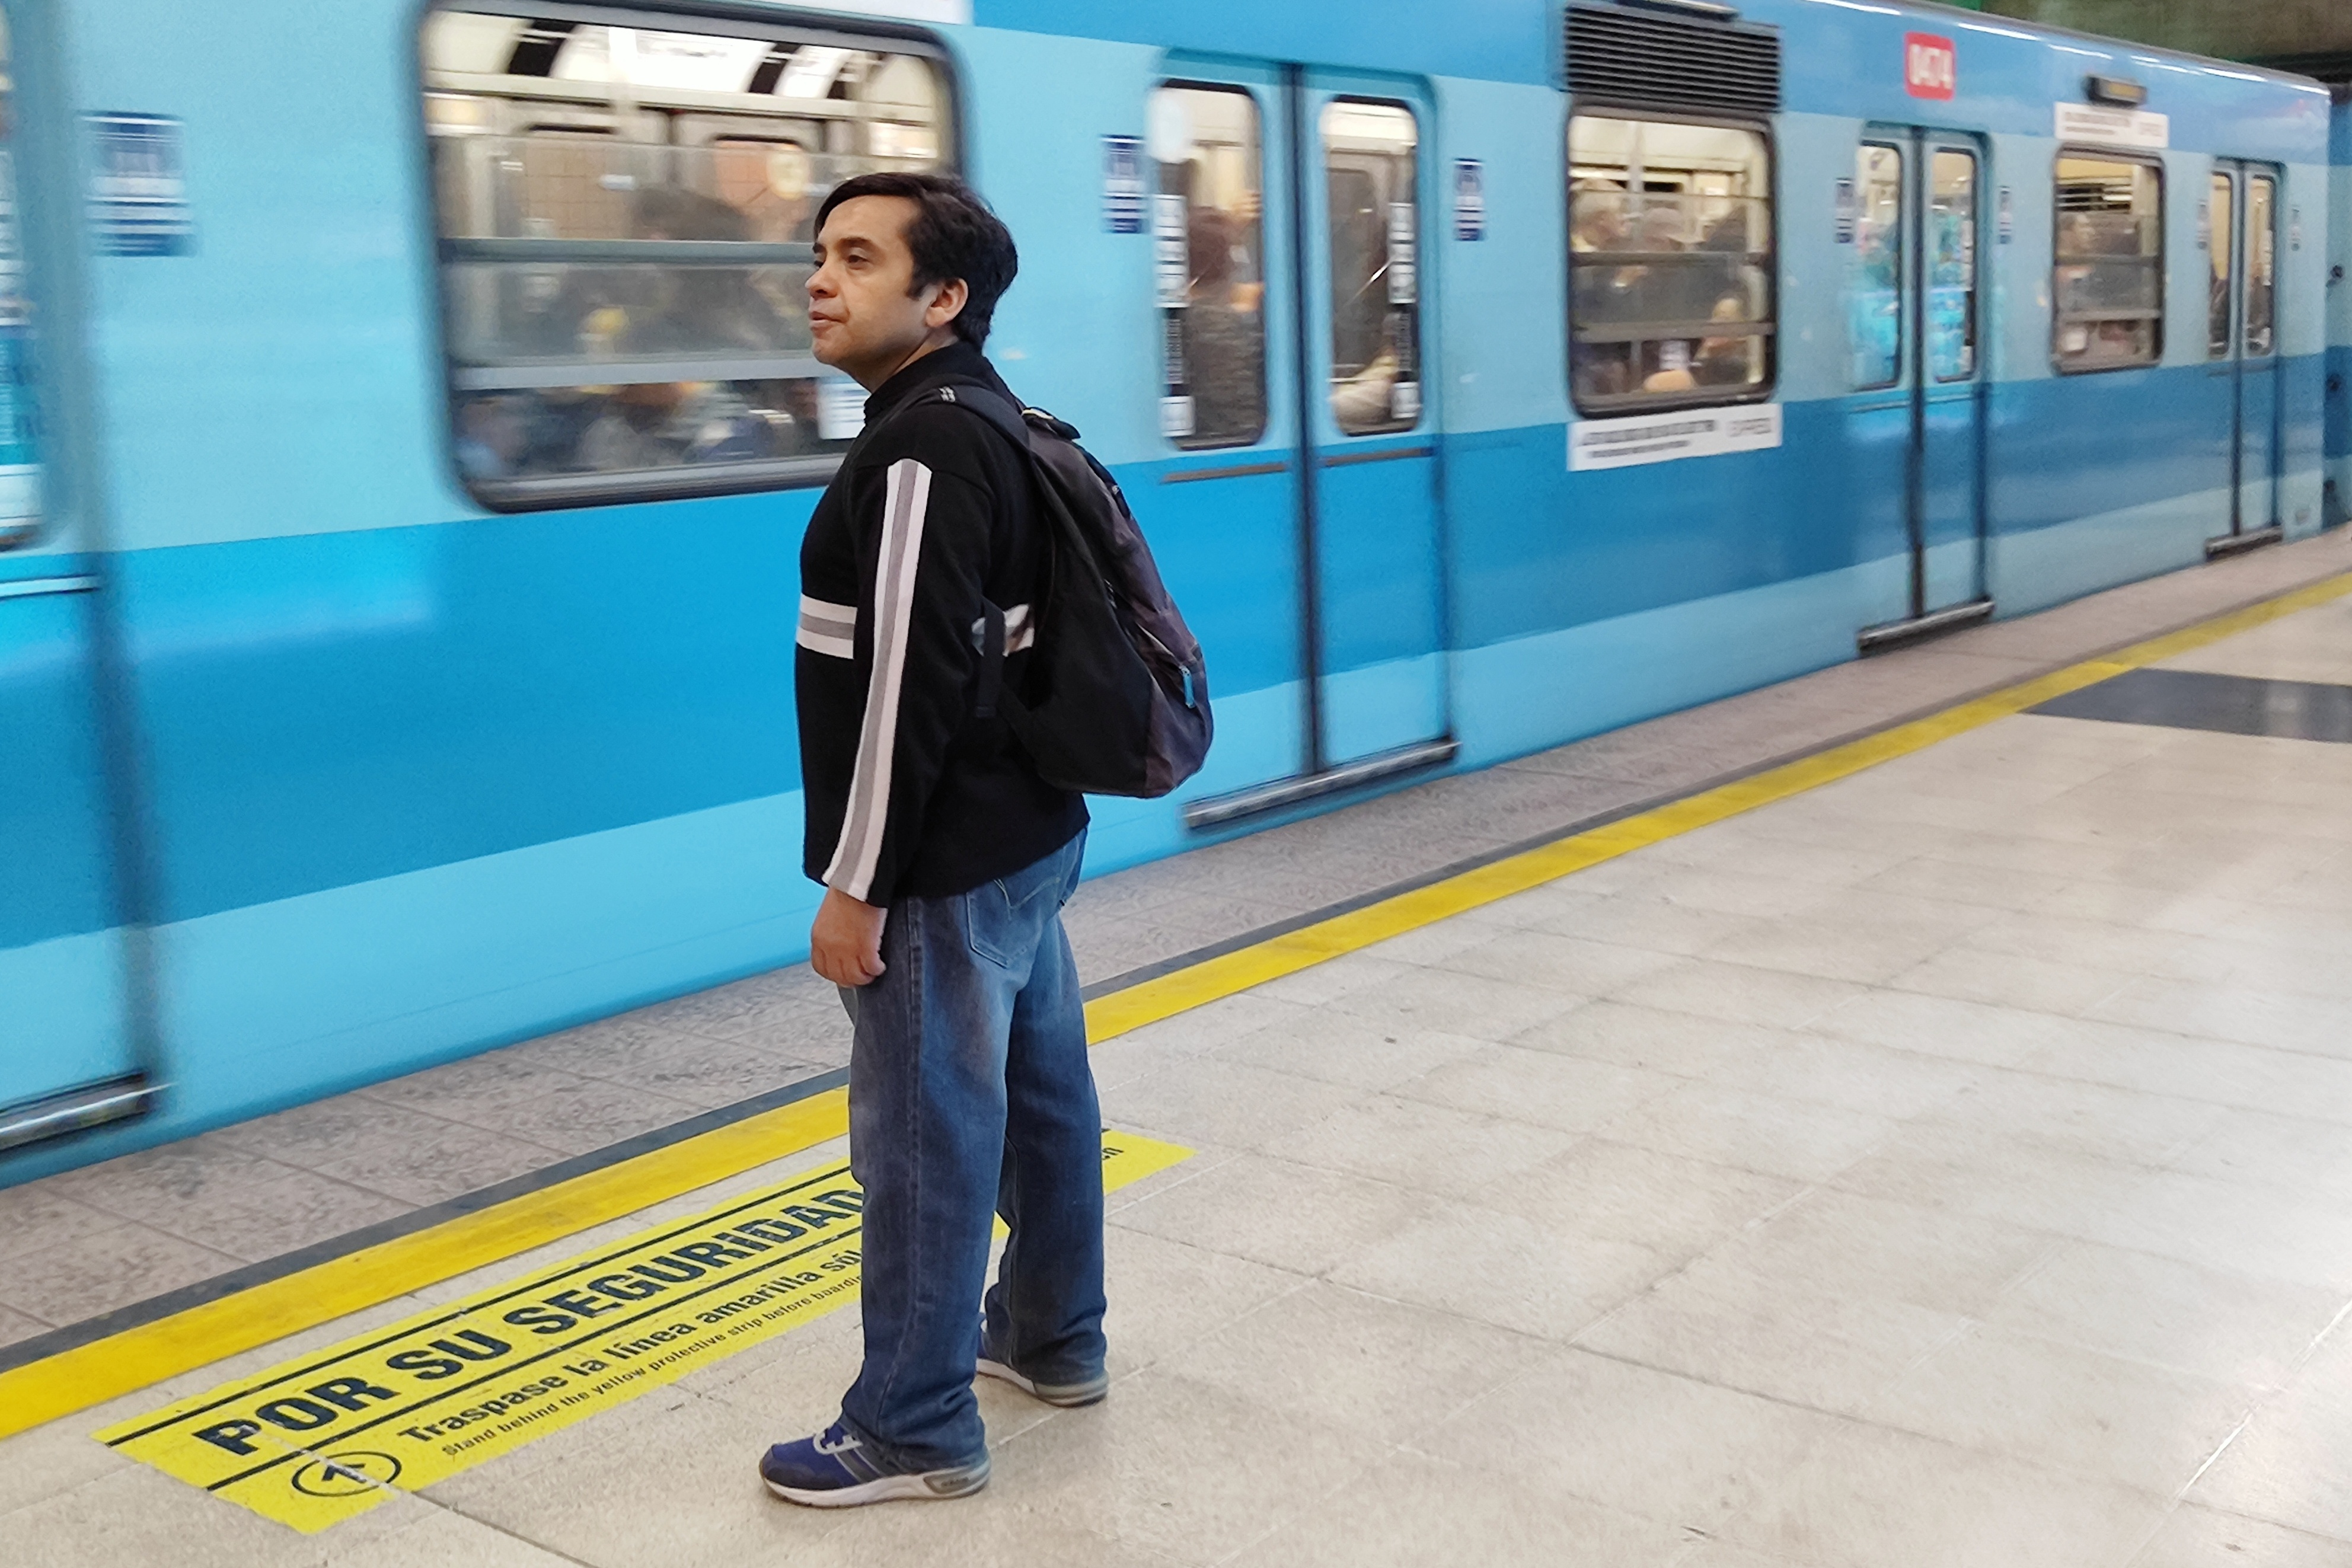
[1565,3,1782,119]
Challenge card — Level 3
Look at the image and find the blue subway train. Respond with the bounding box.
[1,0,2340,1178]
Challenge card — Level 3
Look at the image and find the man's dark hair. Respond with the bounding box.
[815,173,1018,348]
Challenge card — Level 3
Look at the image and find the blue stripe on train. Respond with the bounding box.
[0,459,2296,1183]
[107,354,2316,938]
[0,587,120,948]
[123,499,807,925]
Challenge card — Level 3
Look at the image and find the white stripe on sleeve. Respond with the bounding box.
[796,593,857,659]
[824,458,931,901]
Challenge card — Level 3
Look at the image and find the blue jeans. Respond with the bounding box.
[837,831,1103,1469]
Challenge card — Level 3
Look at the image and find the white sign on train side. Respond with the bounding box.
[767,0,972,22]
[2053,103,2169,149]
[1568,404,1783,471]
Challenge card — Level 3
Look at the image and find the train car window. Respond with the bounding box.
[1847,144,1903,391]
[1928,151,1977,382]
[420,7,952,508]
[2052,152,2162,373]
[0,8,40,550]
[1568,113,1773,413]
[1149,85,1266,449]
[2206,173,2233,359]
[2244,173,2276,358]
[1322,101,1421,435]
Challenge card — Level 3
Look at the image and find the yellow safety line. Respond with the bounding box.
[0,1092,848,1441]
[1080,567,2352,1040]
[4,565,2345,1442]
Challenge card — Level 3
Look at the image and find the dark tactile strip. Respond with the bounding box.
[2029,668,2352,745]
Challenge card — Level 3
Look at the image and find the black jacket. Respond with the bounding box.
[795,341,1087,905]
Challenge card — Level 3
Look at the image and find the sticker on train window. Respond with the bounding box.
[1386,202,1418,305]
[816,377,866,440]
[1152,192,1190,307]
[88,113,192,257]
[1103,135,1145,234]
[1453,159,1485,241]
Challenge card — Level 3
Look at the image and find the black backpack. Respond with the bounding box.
[926,381,1213,799]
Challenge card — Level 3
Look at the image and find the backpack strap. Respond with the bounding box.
[926,382,1043,724]
[927,381,1035,451]
[970,601,1005,718]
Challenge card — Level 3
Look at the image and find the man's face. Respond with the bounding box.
[808,194,961,388]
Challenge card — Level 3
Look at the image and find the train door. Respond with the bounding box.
[1153,66,1451,829]
[1854,129,1992,651]
[0,7,152,1152]
[2206,161,2282,553]
[1300,81,1445,771]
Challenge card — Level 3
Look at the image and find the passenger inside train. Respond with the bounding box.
[1568,116,1772,405]
[429,21,951,493]
[1157,82,1270,448]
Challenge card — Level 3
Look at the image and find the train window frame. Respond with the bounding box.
[2205,170,2233,360]
[2050,147,2164,376]
[1148,80,1271,452]
[1926,147,1979,384]
[0,5,40,551]
[1847,140,1904,393]
[415,1,961,513]
[1565,105,1778,419]
[2242,170,2277,360]
[1320,96,1424,437]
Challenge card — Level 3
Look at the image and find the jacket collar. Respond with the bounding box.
[863,340,1002,425]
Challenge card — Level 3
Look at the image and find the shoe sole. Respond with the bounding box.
[976,1356,1108,1407]
[762,1465,989,1508]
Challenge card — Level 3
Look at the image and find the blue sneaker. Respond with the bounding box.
[758,1421,989,1507]
[976,1327,1109,1408]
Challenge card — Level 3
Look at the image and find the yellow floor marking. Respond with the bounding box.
[1082,567,2352,1042]
[5,565,2344,1444]
[0,1093,847,1443]
[97,1131,1192,1532]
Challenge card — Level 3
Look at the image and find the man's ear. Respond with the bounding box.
[923,277,970,331]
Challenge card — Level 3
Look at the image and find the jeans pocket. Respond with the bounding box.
[965,870,1056,969]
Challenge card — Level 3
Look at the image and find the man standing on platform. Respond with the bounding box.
[758,173,1106,1507]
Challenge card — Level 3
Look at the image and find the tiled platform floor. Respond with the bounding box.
[4,531,2346,1358]
[5,538,2352,1567]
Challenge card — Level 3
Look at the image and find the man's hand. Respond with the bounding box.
[810,887,888,987]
